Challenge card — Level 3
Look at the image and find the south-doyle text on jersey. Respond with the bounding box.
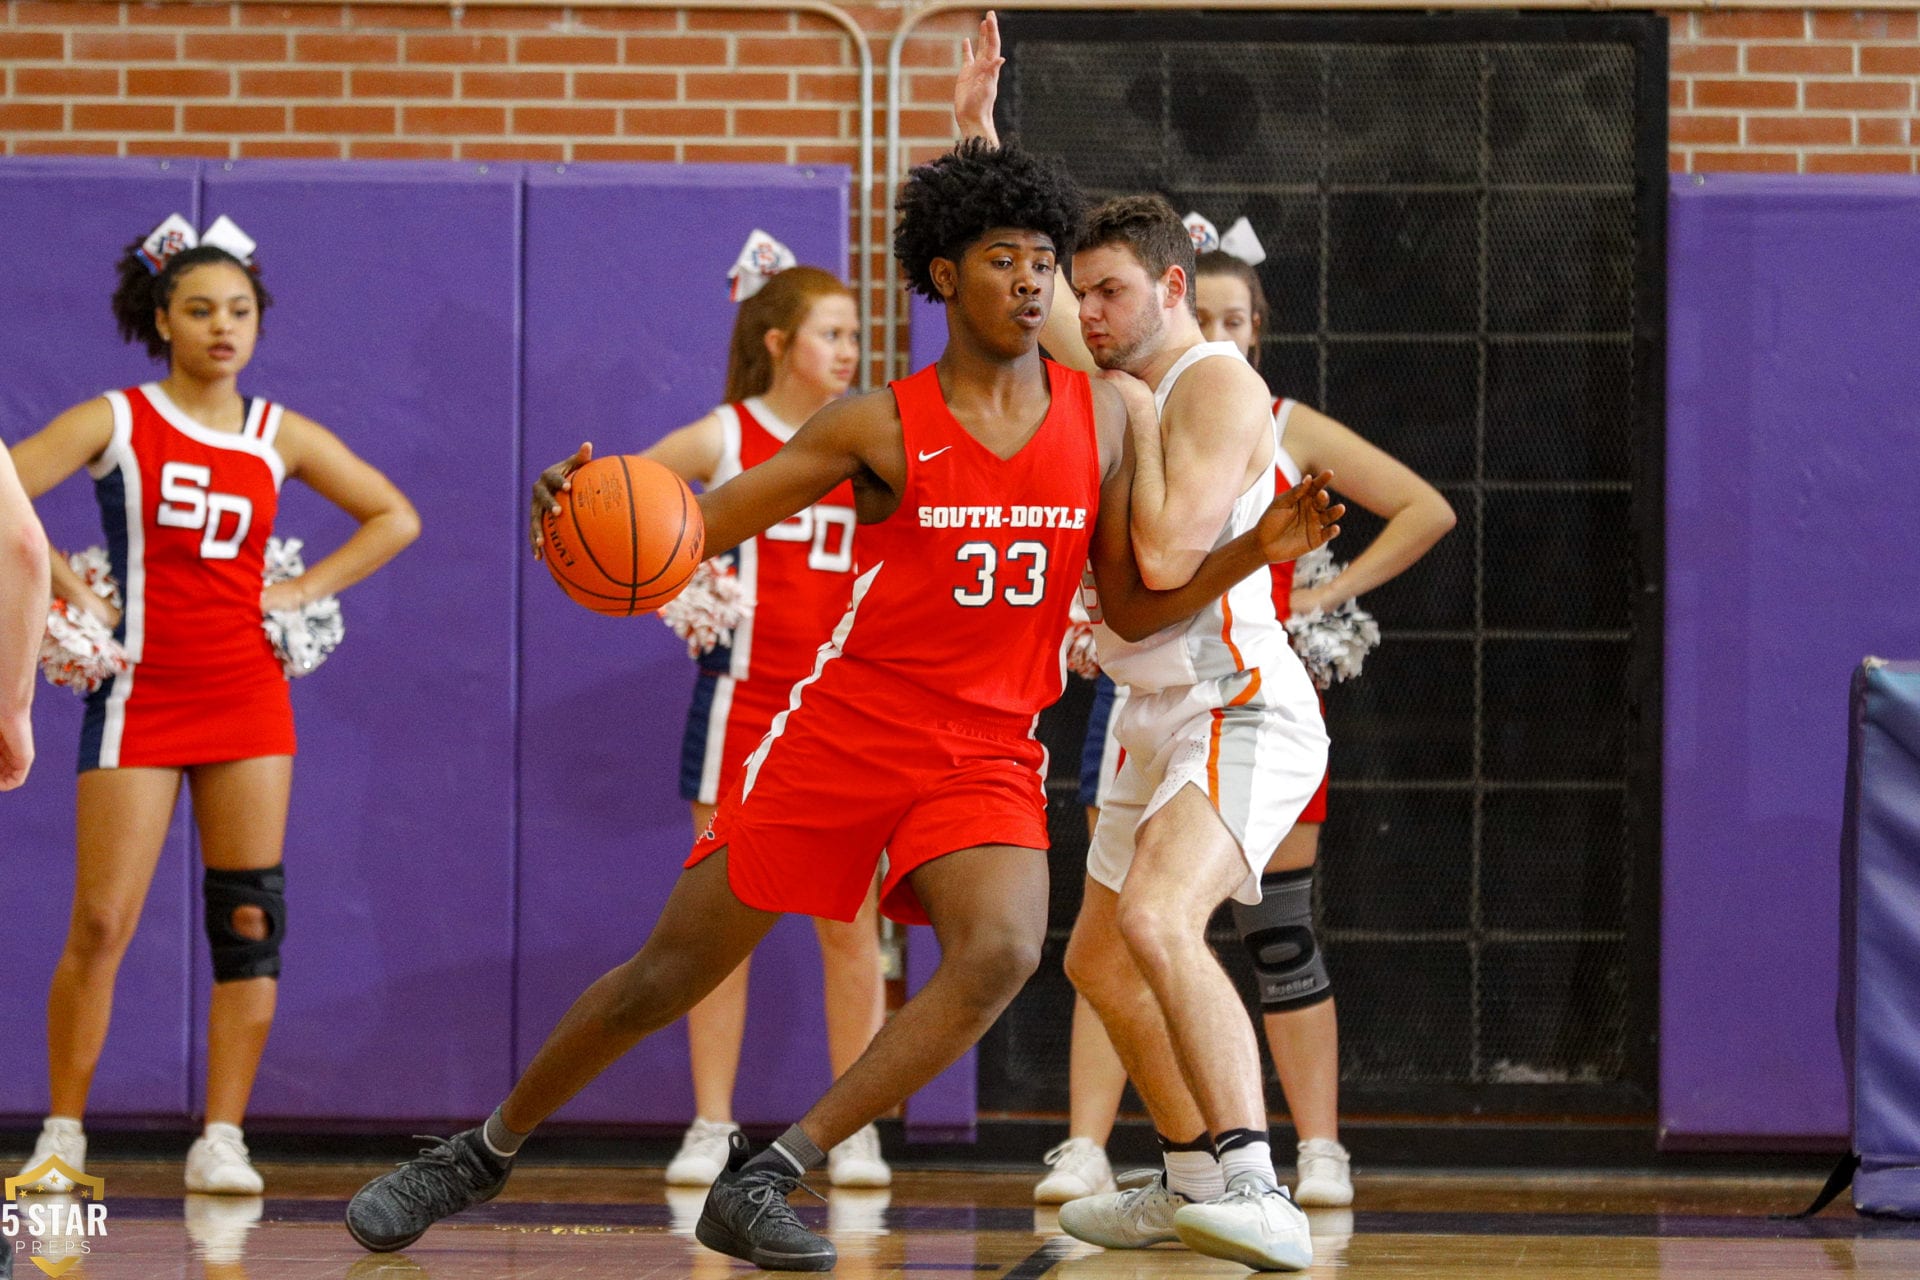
[917,504,1090,530]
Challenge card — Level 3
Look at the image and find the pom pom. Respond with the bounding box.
[658,560,753,658]
[260,536,344,678]
[1285,547,1381,690]
[1063,618,1102,680]
[40,599,130,695]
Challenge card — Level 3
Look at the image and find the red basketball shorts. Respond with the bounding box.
[687,666,1050,926]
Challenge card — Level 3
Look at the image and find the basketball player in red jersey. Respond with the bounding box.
[579,265,892,1190]
[0,446,50,790]
[9,228,418,1196]
[348,138,1339,1270]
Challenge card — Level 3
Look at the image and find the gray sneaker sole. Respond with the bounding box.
[1173,1212,1313,1271]
[694,1215,836,1272]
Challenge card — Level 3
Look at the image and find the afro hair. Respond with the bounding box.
[893,138,1087,303]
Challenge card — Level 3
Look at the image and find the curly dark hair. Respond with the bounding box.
[112,241,271,361]
[893,138,1086,302]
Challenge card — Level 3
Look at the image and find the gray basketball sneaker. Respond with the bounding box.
[694,1131,836,1272]
[345,1129,512,1252]
[1057,1168,1187,1248]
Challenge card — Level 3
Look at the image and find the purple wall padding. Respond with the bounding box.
[1662,175,1920,1144]
[0,159,202,1119]
[515,163,852,1124]
[909,293,947,375]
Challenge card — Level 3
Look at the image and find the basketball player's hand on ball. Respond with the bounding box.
[1258,472,1344,564]
[529,442,594,559]
[955,11,1004,145]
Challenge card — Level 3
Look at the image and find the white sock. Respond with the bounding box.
[1163,1149,1226,1201]
[1219,1139,1278,1191]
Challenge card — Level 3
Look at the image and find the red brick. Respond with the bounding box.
[1744,44,1855,75]
[571,140,678,161]
[687,11,792,32]
[794,143,858,166]
[460,69,565,98]
[461,140,565,161]
[1670,80,1688,109]
[297,33,400,63]
[1808,151,1915,173]
[1695,11,1805,39]
[15,139,120,155]
[1813,12,1918,40]
[909,10,981,37]
[403,104,506,135]
[621,105,726,135]
[14,67,119,96]
[0,32,66,59]
[1746,115,1852,145]
[128,67,232,98]
[241,6,345,27]
[517,34,620,64]
[734,106,841,137]
[684,70,785,101]
[574,70,678,100]
[576,10,680,33]
[900,36,961,69]
[908,70,962,104]
[454,7,557,31]
[15,2,121,24]
[1693,150,1798,173]
[1669,113,1740,145]
[240,139,344,158]
[292,103,397,133]
[1862,46,1920,75]
[685,142,789,163]
[408,33,510,64]
[353,4,453,29]
[513,105,618,136]
[348,139,453,159]
[73,32,178,60]
[239,68,344,97]
[73,102,176,131]
[623,35,727,67]
[737,36,847,68]
[1858,117,1909,145]
[1807,80,1915,110]
[127,3,231,26]
[896,107,953,138]
[349,68,452,98]
[183,32,290,61]
[1669,149,1688,172]
[798,71,862,105]
[128,139,233,158]
[184,104,285,133]
[1693,79,1798,110]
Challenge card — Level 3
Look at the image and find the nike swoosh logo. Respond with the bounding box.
[917,447,953,462]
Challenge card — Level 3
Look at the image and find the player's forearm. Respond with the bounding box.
[293,505,420,603]
[1316,493,1454,608]
[1095,529,1266,643]
[1,513,51,714]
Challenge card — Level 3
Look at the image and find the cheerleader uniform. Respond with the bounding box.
[678,398,858,805]
[80,382,294,771]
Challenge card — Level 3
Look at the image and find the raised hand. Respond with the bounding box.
[1257,471,1344,565]
[529,442,594,558]
[954,10,1004,146]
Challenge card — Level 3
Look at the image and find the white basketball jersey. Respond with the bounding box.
[1092,342,1295,694]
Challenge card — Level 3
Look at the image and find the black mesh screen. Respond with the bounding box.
[978,11,1665,1115]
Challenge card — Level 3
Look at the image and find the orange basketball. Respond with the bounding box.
[540,455,705,617]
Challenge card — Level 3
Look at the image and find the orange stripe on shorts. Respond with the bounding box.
[1207,707,1224,803]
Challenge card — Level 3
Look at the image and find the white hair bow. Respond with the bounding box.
[729,228,797,302]
[1181,211,1267,268]
[137,213,257,274]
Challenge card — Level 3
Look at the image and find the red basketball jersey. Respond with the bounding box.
[707,398,857,685]
[92,383,283,675]
[821,359,1099,721]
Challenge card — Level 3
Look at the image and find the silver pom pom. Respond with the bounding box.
[1285,547,1382,690]
[40,595,129,695]
[260,536,345,678]
[1063,618,1102,680]
[658,560,753,658]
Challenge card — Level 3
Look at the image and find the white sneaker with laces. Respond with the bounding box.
[664,1118,739,1187]
[185,1122,265,1195]
[1056,1169,1185,1248]
[17,1118,87,1192]
[1034,1137,1118,1204]
[828,1123,892,1188]
[1173,1174,1313,1271]
[1293,1137,1354,1207]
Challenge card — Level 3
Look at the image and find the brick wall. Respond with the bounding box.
[3,3,1917,373]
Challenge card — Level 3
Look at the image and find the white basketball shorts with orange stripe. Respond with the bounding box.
[1086,664,1328,907]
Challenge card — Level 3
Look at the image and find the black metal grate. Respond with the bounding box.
[976,11,1665,1116]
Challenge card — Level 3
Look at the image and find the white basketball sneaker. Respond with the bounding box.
[185,1123,265,1195]
[828,1123,892,1188]
[1056,1169,1185,1248]
[664,1118,739,1187]
[1173,1174,1314,1271]
[1034,1137,1118,1204]
[17,1118,86,1192]
[1293,1138,1354,1207]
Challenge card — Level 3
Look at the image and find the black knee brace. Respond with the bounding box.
[1231,867,1331,1012]
[204,865,286,983]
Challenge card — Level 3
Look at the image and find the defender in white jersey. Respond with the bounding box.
[1058,195,1333,1273]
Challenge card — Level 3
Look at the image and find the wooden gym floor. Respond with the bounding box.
[7,1158,1914,1279]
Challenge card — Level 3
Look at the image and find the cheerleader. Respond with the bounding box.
[532,264,890,1188]
[9,218,419,1194]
